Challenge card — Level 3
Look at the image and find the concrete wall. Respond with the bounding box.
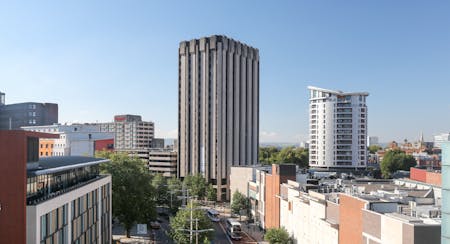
[229,166,254,202]
[280,189,338,244]
[326,201,340,224]
[380,214,403,244]
[362,210,382,243]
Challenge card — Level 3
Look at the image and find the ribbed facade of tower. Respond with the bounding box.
[308,86,368,169]
[178,35,259,200]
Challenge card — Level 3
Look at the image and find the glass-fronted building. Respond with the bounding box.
[26,156,112,244]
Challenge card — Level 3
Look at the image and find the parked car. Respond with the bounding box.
[150,221,161,229]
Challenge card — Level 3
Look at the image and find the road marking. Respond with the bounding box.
[218,221,233,244]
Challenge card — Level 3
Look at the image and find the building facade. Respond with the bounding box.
[100,115,154,151]
[308,86,369,169]
[148,149,177,177]
[0,131,112,244]
[26,156,112,244]
[442,142,450,243]
[178,35,259,200]
[0,94,58,130]
[22,124,113,157]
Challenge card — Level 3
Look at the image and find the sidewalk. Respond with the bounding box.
[241,222,265,242]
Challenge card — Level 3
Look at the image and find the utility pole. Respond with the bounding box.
[177,190,214,243]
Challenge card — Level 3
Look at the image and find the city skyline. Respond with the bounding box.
[1,1,449,142]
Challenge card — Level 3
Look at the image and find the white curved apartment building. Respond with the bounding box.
[308,86,368,169]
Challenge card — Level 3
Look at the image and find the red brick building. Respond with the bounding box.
[94,138,114,152]
[264,164,296,229]
[410,167,442,186]
[0,131,57,244]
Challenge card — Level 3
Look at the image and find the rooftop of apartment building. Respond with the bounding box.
[26,156,109,205]
[283,176,442,223]
[307,86,369,96]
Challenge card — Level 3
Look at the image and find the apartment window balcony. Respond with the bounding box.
[337,140,352,144]
[336,135,352,139]
[336,119,352,123]
[336,108,352,113]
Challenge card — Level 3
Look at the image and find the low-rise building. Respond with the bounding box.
[148,149,177,177]
[22,124,113,157]
[0,92,58,130]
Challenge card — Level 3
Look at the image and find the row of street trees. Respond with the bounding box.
[259,146,309,168]
[97,151,217,241]
[97,151,156,238]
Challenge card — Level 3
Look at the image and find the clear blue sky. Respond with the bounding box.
[1,1,449,143]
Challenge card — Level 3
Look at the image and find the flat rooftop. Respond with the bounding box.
[27,156,109,176]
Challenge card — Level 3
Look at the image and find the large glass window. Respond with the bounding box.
[40,204,68,244]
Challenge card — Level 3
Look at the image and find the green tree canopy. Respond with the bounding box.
[368,145,382,154]
[259,146,309,168]
[264,227,291,244]
[380,149,417,178]
[277,146,309,168]
[183,174,208,199]
[231,190,249,220]
[169,202,214,243]
[151,173,169,206]
[96,151,156,237]
[259,146,280,164]
[167,177,183,213]
[206,184,217,202]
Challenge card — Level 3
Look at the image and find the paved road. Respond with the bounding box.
[213,220,232,244]
[214,219,257,244]
[154,216,174,244]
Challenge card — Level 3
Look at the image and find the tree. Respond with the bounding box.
[231,191,249,220]
[169,202,214,243]
[264,227,291,244]
[259,146,280,164]
[167,177,183,214]
[368,145,382,154]
[183,174,208,199]
[206,184,217,202]
[380,149,417,178]
[97,151,156,237]
[151,173,169,206]
[276,146,309,168]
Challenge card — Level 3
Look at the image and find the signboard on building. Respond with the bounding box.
[137,224,147,235]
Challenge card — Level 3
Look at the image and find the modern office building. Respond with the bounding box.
[148,149,177,177]
[442,142,450,243]
[0,92,58,130]
[178,35,259,200]
[434,133,450,149]
[0,130,112,244]
[22,124,113,157]
[308,86,369,169]
[100,114,154,151]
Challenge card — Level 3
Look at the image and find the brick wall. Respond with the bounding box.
[339,194,367,244]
